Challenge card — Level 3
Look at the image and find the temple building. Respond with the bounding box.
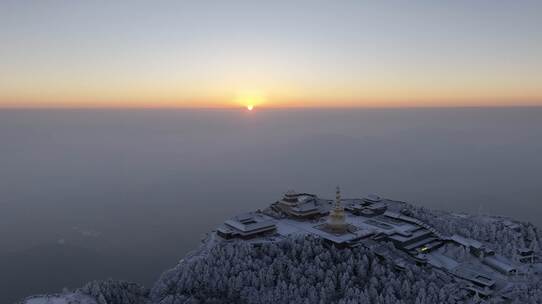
[326,186,348,234]
[213,188,531,302]
[451,234,495,258]
[345,194,388,217]
[273,190,325,218]
[217,212,276,239]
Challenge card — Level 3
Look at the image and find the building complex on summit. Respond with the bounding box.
[216,187,540,301]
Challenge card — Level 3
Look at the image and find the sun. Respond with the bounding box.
[235,91,264,111]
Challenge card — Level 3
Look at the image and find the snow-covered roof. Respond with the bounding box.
[290,200,319,212]
[225,213,276,232]
[296,195,315,203]
[483,256,516,274]
[451,234,483,249]
[363,194,382,203]
[451,265,496,287]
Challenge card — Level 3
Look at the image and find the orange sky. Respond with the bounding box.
[1,2,541,108]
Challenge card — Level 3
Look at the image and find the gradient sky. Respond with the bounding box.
[1,0,541,108]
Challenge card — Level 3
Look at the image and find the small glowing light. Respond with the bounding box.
[236,91,264,111]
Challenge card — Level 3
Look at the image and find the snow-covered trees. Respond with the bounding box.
[406,206,542,259]
[149,207,542,304]
[79,280,149,304]
[20,202,542,304]
[19,280,148,304]
[151,237,467,304]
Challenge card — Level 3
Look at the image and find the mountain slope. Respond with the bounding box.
[19,203,542,304]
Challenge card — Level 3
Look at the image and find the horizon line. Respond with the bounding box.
[1,104,542,111]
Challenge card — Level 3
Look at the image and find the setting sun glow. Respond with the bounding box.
[0,2,541,109]
[236,92,264,110]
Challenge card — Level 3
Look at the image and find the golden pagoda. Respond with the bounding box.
[327,186,347,233]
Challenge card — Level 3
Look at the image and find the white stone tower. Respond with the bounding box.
[327,186,347,233]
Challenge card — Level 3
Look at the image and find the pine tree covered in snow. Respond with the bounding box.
[149,237,542,304]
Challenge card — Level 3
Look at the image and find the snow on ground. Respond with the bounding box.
[24,293,97,304]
